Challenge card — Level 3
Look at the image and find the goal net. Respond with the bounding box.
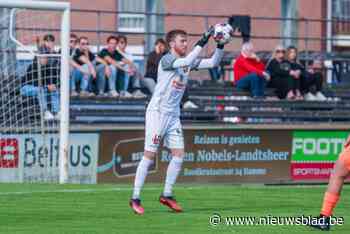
[0,1,74,183]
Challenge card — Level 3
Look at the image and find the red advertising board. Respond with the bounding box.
[290,163,335,180]
[0,138,19,168]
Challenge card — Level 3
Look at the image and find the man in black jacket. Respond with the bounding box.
[142,38,167,94]
[20,55,60,120]
[266,45,300,99]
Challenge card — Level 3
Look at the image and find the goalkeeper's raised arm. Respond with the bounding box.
[192,44,224,70]
[163,27,214,70]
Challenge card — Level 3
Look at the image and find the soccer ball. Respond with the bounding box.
[213,23,234,45]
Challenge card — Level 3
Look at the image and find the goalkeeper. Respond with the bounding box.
[129,27,227,215]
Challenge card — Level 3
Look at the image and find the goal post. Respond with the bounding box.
[0,0,70,184]
[59,2,70,184]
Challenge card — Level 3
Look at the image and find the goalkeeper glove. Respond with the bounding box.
[195,26,214,47]
[217,43,224,49]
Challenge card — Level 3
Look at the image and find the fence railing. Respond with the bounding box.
[3,8,350,83]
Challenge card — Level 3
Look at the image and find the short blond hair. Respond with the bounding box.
[272,45,285,59]
[241,42,253,54]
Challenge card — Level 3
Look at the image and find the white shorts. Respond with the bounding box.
[144,111,184,152]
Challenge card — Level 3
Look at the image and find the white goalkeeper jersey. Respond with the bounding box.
[146,45,224,117]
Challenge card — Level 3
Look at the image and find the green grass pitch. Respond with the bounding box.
[0,183,349,234]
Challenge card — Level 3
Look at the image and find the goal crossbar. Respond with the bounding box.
[0,0,70,11]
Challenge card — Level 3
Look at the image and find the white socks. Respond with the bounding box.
[163,156,183,197]
[132,157,153,199]
[132,156,184,199]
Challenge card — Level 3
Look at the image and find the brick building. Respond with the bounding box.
[5,0,349,58]
[64,0,334,51]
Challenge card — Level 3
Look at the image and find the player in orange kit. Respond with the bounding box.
[309,135,350,231]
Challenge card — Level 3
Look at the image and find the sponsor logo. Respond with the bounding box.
[0,134,98,183]
[292,131,349,162]
[21,134,98,183]
[291,163,334,180]
[293,138,344,156]
[172,80,185,90]
[291,163,335,180]
[106,138,157,177]
[0,139,19,168]
[183,67,190,73]
[152,134,161,145]
[23,137,93,168]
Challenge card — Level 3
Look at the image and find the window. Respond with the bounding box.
[333,0,350,19]
[118,0,145,32]
[332,0,350,35]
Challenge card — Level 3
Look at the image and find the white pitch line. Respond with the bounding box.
[0,186,202,196]
[0,187,155,196]
[0,184,329,196]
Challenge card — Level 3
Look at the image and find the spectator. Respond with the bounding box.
[97,36,133,97]
[59,33,83,97]
[40,34,55,53]
[38,34,58,66]
[72,36,103,97]
[233,42,270,98]
[209,66,223,82]
[68,33,80,96]
[182,89,199,109]
[266,45,298,99]
[20,51,59,120]
[286,46,327,101]
[116,35,146,98]
[143,38,168,94]
[69,33,78,54]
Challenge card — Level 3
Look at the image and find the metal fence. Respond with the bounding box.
[2,8,350,83]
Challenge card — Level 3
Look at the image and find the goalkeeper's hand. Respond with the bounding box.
[216,42,225,49]
[195,26,214,47]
